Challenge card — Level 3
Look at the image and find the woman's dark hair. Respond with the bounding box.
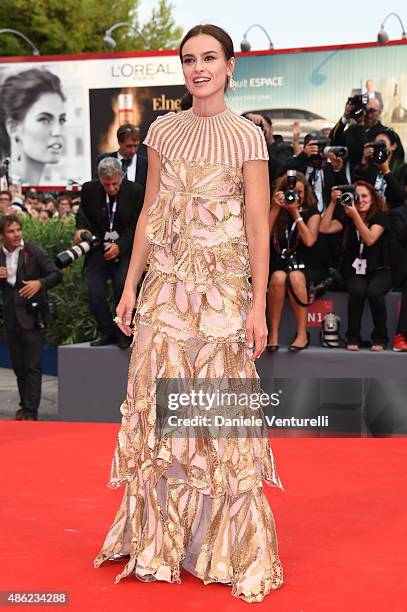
[0,68,66,158]
[179,24,235,108]
[354,180,385,220]
[180,91,193,110]
[271,172,317,242]
[375,128,405,176]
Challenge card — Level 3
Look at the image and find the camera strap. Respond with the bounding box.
[285,268,315,307]
[277,218,301,257]
[355,230,366,258]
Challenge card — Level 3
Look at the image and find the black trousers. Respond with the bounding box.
[6,322,44,417]
[346,270,392,346]
[84,249,130,336]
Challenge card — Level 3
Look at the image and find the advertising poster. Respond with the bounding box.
[0,42,406,187]
[89,84,185,176]
[230,43,407,145]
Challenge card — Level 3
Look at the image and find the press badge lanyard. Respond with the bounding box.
[353,229,367,275]
[106,194,117,233]
[280,219,300,259]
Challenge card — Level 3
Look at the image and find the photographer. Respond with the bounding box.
[0,214,62,420]
[353,129,407,209]
[244,113,292,183]
[279,132,348,212]
[267,171,321,351]
[75,157,143,348]
[320,181,392,351]
[330,97,387,170]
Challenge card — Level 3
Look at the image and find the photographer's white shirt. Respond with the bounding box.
[2,240,24,286]
[117,152,137,182]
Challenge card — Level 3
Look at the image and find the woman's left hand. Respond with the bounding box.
[377,160,390,175]
[246,305,268,360]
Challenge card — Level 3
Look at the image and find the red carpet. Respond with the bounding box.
[1,421,406,611]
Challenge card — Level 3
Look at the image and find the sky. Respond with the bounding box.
[138,0,407,51]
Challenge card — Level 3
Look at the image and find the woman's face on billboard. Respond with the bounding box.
[17,93,66,164]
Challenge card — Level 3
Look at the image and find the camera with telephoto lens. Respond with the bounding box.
[347,93,368,119]
[335,184,358,206]
[284,169,298,204]
[314,267,344,298]
[323,146,348,159]
[367,140,389,164]
[55,231,101,269]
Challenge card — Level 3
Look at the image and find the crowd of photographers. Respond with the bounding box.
[246,92,407,352]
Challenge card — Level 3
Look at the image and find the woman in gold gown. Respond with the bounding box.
[94,24,284,603]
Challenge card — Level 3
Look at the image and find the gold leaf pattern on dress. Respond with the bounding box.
[94,117,283,603]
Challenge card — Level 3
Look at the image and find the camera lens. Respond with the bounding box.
[340,192,354,206]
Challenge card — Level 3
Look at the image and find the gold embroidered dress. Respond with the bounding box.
[94,108,284,603]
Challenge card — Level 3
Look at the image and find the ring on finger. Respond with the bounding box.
[114,316,123,324]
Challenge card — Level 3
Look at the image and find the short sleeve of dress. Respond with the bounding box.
[242,122,269,163]
[143,113,175,154]
[303,207,321,221]
[369,212,389,229]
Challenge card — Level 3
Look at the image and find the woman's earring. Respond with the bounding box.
[229,75,236,91]
[14,136,21,161]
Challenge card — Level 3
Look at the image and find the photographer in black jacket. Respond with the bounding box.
[330,97,387,171]
[353,129,407,209]
[75,157,143,348]
[243,113,293,184]
[279,132,348,212]
[0,215,62,420]
[279,133,349,276]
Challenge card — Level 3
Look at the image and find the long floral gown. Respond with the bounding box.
[94,107,284,603]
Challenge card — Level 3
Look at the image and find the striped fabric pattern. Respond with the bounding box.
[143,108,269,168]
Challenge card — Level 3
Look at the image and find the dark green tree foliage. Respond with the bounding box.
[0,0,182,55]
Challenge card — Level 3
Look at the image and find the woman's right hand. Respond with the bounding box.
[272,190,285,209]
[362,143,374,166]
[115,288,136,336]
[330,187,342,205]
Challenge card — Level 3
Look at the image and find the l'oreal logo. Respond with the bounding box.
[111,63,176,79]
